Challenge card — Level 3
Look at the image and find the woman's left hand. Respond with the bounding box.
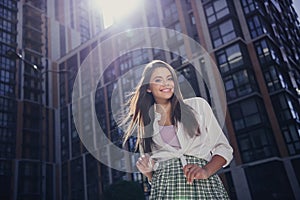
[183,164,210,184]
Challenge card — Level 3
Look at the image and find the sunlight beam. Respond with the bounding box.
[93,0,142,28]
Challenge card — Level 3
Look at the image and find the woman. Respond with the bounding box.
[123,60,233,199]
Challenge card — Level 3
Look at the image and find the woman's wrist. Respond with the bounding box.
[202,155,226,178]
[202,165,212,178]
[145,172,153,181]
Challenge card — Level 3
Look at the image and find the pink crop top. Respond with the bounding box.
[159,125,181,150]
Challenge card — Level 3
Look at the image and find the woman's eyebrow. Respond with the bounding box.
[152,75,163,79]
[152,74,172,79]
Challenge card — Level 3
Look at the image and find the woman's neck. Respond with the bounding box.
[156,101,171,113]
[156,102,172,126]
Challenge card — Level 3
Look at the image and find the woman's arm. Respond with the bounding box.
[136,154,154,181]
[183,155,226,184]
[201,98,233,167]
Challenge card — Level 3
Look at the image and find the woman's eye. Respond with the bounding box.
[168,77,173,81]
[154,79,162,83]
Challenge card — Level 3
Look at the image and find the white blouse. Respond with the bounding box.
[150,97,233,168]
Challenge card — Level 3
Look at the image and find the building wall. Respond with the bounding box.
[57,0,300,199]
[0,0,105,199]
[1,0,300,199]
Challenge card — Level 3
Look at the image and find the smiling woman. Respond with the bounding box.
[92,0,142,28]
[122,60,233,199]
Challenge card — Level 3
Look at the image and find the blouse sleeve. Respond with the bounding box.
[201,98,233,167]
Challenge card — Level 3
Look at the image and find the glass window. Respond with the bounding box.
[0,31,14,44]
[237,128,278,162]
[71,141,81,157]
[70,157,84,199]
[204,0,230,24]
[100,163,110,189]
[87,161,100,200]
[189,13,196,25]
[71,117,78,139]
[151,37,162,55]
[85,154,99,185]
[0,18,14,31]
[240,0,260,14]
[271,93,300,154]
[80,46,90,64]
[119,58,132,75]
[0,142,15,158]
[45,165,54,199]
[0,83,14,97]
[263,65,287,92]
[210,19,237,48]
[167,23,185,59]
[61,162,69,199]
[132,49,149,66]
[107,82,118,110]
[0,6,15,20]
[0,115,15,139]
[9,0,17,9]
[60,107,69,161]
[110,127,123,145]
[167,22,183,41]
[0,54,15,98]
[0,160,11,196]
[283,125,300,155]
[81,96,93,137]
[254,39,281,65]
[95,87,107,137]
[104,65,116,83]
[247,15,268,38]
[67,55,78,103]
[163,0,178,20]
[177,65,201,98]
[224,70,255,100]
[147,4,159,27]
[18,161,40,196]
[216,43,245,73]
[230,98,266,130]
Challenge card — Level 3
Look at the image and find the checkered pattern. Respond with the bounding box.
[150,155,230,200]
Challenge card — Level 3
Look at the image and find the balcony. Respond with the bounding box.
[24,0,46,11]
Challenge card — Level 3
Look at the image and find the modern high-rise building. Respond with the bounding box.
[0,0,105,199]
[57,0,300,200]
[1,0,300,200]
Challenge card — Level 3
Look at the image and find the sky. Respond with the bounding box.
[294,0,300,18]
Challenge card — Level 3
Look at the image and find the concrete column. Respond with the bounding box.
[231,166,252,200]
[283,158,300,200]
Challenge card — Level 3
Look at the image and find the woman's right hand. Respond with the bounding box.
[136,154,156,180]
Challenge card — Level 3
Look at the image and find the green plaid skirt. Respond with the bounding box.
[150,155,230,200]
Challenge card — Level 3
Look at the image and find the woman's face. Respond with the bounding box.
[147,67,175,104]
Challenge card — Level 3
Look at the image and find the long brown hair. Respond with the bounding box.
[123,60,200,153]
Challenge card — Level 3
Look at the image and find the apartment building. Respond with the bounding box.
[1,0,300,199]
[0,0,104,199]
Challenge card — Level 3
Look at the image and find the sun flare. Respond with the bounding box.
[93,0,142,28]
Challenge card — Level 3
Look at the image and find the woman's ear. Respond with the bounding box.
[147,88,151,93]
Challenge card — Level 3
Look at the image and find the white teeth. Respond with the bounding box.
[161,89,171,92]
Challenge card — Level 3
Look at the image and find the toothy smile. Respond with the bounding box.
[160,88,172,92]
